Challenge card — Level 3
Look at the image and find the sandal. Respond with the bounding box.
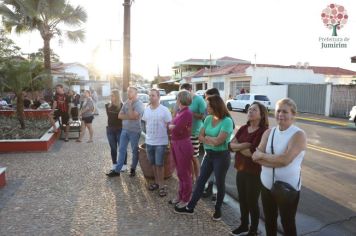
[148,183,159,191]
[159,187,167,197]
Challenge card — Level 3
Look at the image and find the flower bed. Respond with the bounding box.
[0,111,58,152]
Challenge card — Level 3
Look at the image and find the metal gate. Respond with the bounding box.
[230,81,250,97]
[288,84,326,115]
[330,85,356,118]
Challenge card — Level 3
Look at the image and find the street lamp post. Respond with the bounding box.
[122,0,132,100]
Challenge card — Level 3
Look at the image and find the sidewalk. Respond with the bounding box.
[0,105,236,236]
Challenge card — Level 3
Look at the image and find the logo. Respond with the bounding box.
[321,4,348,36]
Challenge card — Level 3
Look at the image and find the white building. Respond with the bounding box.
[51,62,111,96]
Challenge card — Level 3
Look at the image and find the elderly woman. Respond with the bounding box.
[252,98,307,236]
[230,102,269,236]
[76,90,95,143]
[174,95,233,221]
[168,90,194,208]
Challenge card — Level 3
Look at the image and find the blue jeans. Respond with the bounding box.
[115,129,141,172]
[146,144,167,166]
[106,127,127,165]
[187,150,230,211]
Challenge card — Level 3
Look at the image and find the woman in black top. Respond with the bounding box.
[105,89,127,174]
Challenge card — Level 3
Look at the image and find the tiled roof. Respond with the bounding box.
[308,66,356,76]
[218,56,246,61]
[351,56,356,63]
[206,64,251,76]
[182,68,208,79]
[205,63,356,76]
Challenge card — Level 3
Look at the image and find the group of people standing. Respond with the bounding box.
[103,83,306,236]
[51,84,97,142]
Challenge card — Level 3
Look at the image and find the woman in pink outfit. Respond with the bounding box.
[168,90,194,208]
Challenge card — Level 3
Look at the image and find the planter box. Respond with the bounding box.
[0,109,52,118]
[138,144,173,179]
[0,167,6,187]
[0,128,59,153]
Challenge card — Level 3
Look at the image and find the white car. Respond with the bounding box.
[226,93,271,112]
[349,106,356,125]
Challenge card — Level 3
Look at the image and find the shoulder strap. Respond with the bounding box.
[271,127,276,183]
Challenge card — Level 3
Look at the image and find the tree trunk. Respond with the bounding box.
[16,92,25,129]
[43,37,53,101]
[43,37,52,88]
[332,25,338,37]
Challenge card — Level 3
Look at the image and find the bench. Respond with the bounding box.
[0,167,6,187]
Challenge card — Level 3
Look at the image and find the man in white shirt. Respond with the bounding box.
[142,89,172,197]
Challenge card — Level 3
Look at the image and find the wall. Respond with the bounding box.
[247,67,325,85]
[325,75,356,85]
[250,85,288,109]
[65,65,89,80]
[102,84,111,97]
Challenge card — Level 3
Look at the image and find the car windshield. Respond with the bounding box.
[160,98,176,112]
[138,94,149,103]
[159,90,166,96]
[255,95,270,101]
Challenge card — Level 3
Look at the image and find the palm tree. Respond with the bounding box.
[0,0,87,88]
[0,58,45,128]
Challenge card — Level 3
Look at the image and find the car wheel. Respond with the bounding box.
[227,103,232,111]
[244,104,250,113]
[354,117,356,125]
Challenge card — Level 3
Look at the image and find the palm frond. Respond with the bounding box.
[62,5,87,27]
[65,29,85,43]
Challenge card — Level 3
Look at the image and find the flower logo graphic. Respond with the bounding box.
[321,4,348,36]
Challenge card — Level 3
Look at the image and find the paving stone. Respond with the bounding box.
[0,105,237,236]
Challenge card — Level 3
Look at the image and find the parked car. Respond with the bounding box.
[226,93,271,112]
[160,95,176,113]
[136,86,148,94]
[349,106,356,125]
[167,90,179,98]
[137,93,149,107]
[158,89,166,96]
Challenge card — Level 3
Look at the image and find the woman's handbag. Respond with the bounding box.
[270,128,300,204]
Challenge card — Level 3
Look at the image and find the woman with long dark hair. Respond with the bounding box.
[174,95,233,221]
[230,102,269,236]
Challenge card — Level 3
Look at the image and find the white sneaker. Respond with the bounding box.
[121,165,127,172]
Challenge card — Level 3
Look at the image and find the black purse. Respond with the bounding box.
[270,128,300,204]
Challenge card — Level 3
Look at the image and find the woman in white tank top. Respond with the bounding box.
[252,98,307,236]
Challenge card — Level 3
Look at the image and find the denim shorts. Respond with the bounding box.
[146,144,167,166]
[82,115,94,124]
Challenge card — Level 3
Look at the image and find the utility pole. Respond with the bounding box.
[122,0,132,100]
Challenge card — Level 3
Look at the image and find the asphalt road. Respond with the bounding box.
[224,111,356,235]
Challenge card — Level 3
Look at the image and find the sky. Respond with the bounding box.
[7,0,356,80]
